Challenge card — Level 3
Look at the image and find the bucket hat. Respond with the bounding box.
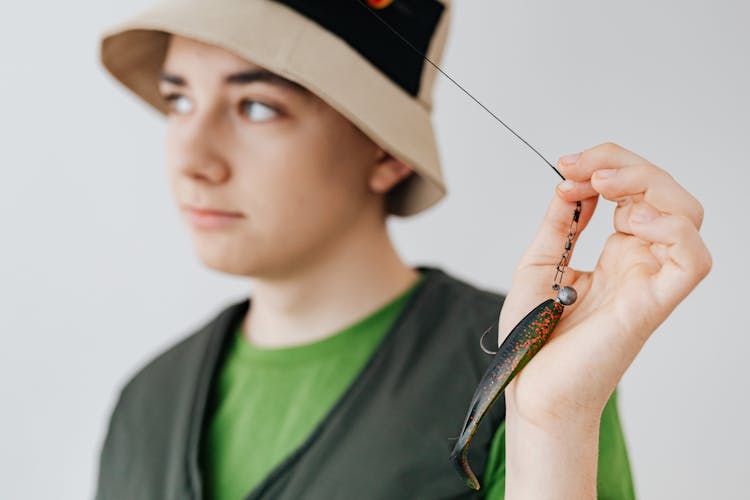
[99,0,452,216]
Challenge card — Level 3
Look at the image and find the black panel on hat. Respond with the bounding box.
[267,0,445,97]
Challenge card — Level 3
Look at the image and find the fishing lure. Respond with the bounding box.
[355,0,585,490]
[448,201,581,490]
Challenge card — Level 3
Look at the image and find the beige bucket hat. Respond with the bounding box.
[99,0,452,216]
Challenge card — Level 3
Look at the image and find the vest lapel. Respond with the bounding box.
[184,298,251,499]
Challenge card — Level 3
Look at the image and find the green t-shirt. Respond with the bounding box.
[200,273,635,499]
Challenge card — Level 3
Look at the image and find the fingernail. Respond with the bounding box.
[560,152,581,165]
[595,168,616,179]
[631,204,656,223]
[558,180,574,192]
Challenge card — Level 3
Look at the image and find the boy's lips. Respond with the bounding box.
[185,205,244,217]
[184,205,245,229]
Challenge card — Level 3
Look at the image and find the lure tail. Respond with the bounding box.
[448,297,566,490]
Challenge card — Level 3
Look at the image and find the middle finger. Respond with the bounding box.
[558,163,703,229]
[593,164,702,229]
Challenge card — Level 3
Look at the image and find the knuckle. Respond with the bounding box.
[680,223,712,279]
[577,149,593,166]
[632,162,655,177]
[697,246,713,278]
[694,199,705,228]
[599,141,621,152]
[581,141,619,165]
[673,213,694,235]
[638,161,670,182]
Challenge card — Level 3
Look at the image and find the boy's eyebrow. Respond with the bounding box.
[158,68,310,95]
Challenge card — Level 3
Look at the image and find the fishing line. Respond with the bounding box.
[355,0,566,181]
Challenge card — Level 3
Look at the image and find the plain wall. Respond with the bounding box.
[1,0,747,498]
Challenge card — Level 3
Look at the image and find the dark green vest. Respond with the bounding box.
[95,265,507,499]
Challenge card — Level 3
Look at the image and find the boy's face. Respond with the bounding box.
[159,35,404,278]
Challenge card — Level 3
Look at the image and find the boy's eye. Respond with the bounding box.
[160,94,279,122]
[241,100,279,122]
[163,93,193,114]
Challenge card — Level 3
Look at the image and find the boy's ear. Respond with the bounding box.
[368,149,414,194]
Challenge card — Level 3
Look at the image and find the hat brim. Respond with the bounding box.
[99,1,448,216]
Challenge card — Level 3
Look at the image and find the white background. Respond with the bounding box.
[1,0,748,498]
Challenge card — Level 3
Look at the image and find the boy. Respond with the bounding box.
[95,1,710,498]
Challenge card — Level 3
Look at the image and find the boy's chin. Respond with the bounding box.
[191,241,259,278]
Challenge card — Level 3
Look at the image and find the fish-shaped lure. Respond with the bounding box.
[448,285,578,490]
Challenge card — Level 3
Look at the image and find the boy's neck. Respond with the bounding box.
[241,222,419,349]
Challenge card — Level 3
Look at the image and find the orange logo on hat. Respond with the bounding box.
[367,0,395,9]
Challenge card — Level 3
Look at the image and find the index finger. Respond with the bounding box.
[557,141,648,181]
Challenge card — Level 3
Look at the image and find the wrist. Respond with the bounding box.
[504,380,606,433]
[504,398,601,500]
